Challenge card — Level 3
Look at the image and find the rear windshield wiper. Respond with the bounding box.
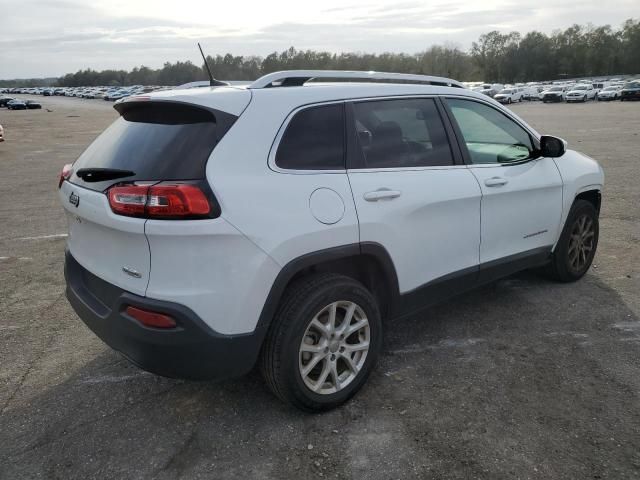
[75,168,135,182]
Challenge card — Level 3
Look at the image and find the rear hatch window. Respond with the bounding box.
[69,102,237,191]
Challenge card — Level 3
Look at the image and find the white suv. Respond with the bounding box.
[566,84,597,102]
[60,70,604,411]
[494,87,524,104]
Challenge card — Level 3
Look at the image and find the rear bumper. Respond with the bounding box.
[64,250,265,380]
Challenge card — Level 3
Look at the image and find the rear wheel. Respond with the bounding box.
[260,273,382,411]
[546,200,599,282]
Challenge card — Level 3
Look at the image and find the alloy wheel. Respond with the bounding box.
[298,301,370,395]
[568,214,595,273]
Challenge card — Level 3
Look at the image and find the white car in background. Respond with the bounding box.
[522,85,542,100]
[565,84,596,102]
[474,83,504,98]
[493,88,524,104]
[596,86,622,101]
[541,86,567,103]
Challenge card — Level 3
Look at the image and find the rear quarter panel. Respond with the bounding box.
[205,93,360,266]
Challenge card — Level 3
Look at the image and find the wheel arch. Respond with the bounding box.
[575,189,602,213]
[256,243,400,331]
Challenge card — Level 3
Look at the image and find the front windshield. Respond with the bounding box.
[624,81,640,88]
[549,87,563,91]
[604,86,617,91]
[575,86,587,90]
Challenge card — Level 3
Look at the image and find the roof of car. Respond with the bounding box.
[141,81,491,114]
[125,70,503,117]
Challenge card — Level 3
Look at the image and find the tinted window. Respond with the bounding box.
[352,98,453,168]
[276,104,345,170]
[446,98,534,165]
[71,103,231,191]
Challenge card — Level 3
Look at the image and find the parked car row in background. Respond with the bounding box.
[2,79,639,108]
[0,97,42,110]
[464,78,640,103]
[0,85,171,101]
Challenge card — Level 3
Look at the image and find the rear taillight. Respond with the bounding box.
[125,306,177,329]
[108,185,147,216]
[59,163,73,188]
[147,184,210,217]
[107,182,213,219]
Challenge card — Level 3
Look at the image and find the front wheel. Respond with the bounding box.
[546,200,599,282]
[260,273,382,411]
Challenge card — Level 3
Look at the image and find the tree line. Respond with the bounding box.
[2,19,638,88]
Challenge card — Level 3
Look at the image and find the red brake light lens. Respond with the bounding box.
[147,184,210,217]
[59,163,73,188]
[125,306,177,329]
[107,182,212,219]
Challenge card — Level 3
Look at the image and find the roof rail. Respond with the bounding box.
[249,70,464,89]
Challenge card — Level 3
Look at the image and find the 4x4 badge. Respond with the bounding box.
[69,191,80,208]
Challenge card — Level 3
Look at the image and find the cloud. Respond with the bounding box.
[0,0,636,78]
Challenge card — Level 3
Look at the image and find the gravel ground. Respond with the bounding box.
[0,95,639,479]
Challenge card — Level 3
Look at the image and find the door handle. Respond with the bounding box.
[484,177,508,187]
[363,189,402,202]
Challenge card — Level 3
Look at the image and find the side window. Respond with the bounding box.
[352,98,453,168]
[446,98,534,165]
[275,103,344,170]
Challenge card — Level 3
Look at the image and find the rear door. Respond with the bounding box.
[443,97,563,266]
[346,97,482,295]
[60,99,243,295]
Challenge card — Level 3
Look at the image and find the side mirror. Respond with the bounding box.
[540,135,566,158]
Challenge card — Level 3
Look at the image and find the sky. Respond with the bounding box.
[0,0,637,79]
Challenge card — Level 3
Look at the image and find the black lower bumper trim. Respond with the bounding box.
[64,250,265,380]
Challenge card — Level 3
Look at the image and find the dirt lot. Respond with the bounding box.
[1,95,639,479]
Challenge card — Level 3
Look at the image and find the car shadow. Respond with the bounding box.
[2,270,640,479]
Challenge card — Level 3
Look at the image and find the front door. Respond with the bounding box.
[444,97,563,267]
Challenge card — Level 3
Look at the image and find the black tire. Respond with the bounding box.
[546,199,599,282]
[260,273,382,411]
[507,98,512,104]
